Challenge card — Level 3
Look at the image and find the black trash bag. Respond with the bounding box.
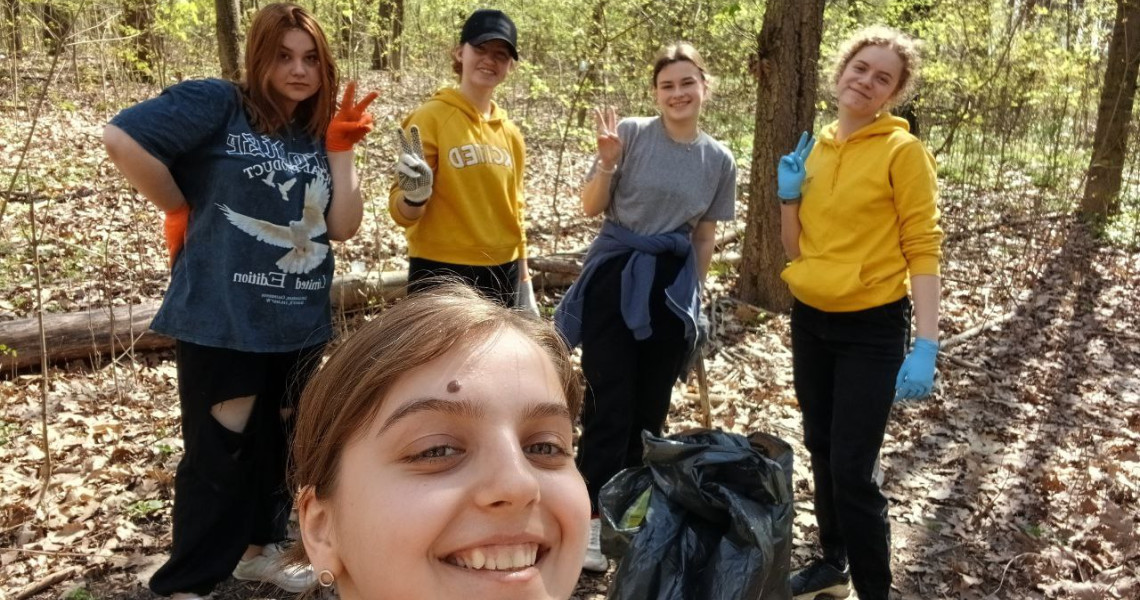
[598,429,794,600]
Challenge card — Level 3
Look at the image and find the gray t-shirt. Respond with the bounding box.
[592,116,736,234]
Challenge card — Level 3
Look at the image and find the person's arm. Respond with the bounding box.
[389,118,436,225]
[391,189,427,222]
[910,274,940,341]
[893,140,943,401]
[582,107,622,217]
[581,167,616,217]
[780,203,802,259]
[693,221,717,283]
[515,134,530,280]
[323,82,377,242]
[776,132,814,260]
[325,150,363,241]
[102,124,187,212]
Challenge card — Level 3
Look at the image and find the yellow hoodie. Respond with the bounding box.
[389,88,526,266]
[782,113,943,312]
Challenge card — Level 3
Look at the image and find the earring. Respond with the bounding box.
[318,569,335,588]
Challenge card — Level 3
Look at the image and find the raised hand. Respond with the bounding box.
[776,131,815,201]
[395,125,433,204]
[894,337,938,402]
[594,106,623,172]
[326,81,379,152]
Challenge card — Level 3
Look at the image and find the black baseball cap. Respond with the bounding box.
[460,9,519,60]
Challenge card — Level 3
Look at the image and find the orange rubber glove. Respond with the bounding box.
[326,81,379,152]
[164,204,190,264]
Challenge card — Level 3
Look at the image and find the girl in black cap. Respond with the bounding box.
[388,9,537,313]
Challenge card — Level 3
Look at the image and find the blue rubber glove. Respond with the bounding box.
[777,131,815,201]
[895,337,939,402]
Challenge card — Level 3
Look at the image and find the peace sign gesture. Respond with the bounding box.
[395,125,433,204]
[594,106,623,171]
[326,81,380,152]
[776,131,815,201]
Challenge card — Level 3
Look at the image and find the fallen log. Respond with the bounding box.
[0,270,411,373]
[0,259,595,374]
[2,245,740,374]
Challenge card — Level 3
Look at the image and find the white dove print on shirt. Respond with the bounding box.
[219,173,330,274]
[259,170,297,202]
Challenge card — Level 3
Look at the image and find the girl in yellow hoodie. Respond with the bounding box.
[388,9,533,311]
[777,27,943,600]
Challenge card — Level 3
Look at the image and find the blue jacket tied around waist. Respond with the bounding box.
[555,220,700,380]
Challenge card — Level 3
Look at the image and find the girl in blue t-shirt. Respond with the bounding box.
[103,3,376,598]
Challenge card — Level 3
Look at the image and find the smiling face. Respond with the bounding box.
[301,327,589,600]
[268,28,321,116]
[835,44,904,120]
[653,60,708,127]
[456,40,514,92]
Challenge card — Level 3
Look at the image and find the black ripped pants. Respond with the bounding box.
[148,341,323,597]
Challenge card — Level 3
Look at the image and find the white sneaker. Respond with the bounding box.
[582,517,609,573]
[232,542,315,593]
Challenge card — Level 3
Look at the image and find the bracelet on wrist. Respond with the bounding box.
[597,162,618,175]
[402,196,427,208]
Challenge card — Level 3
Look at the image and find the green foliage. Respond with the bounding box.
[125,499,164,520]
[1101,201,1140,250]
[62,587,96,600]
[0,419,17,447]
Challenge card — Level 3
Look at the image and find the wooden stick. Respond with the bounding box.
[12,565,83,600]
[695,354,712,429]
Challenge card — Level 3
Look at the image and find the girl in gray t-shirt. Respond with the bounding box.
[557,42,736,573]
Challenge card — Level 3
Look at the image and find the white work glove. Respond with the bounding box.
[395,125,433,204]
[516,273,539,317]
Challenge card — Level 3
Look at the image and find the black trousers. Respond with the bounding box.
[576,253,689,512]
[791,298,910,600]
[408,256,518,307]
[149,341,324,597]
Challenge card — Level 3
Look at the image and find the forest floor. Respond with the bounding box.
[1,71,1138,600]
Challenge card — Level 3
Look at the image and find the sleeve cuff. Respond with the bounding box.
[908,255,941,276]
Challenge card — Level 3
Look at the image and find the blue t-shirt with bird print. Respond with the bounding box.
[111,78,335,352]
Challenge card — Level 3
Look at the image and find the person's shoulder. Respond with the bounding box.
[407,95,466,129]
[500,116,524,139]
[168,78,241,101]
[618,116,656,132]
[703,134,736,163]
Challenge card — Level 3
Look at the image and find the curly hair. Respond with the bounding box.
[831,25,923,108]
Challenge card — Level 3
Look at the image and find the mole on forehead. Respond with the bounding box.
[447,380,461,393]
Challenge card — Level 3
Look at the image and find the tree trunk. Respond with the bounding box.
[576,0,607,127]
[337,7,350,59]
[1081,0,1140,225]
[370,0,402,71]
[737,0,826,311]
[120,0,158,82]
[41,2,71,56]
[215,0,241,80]
[3,0,20,58]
